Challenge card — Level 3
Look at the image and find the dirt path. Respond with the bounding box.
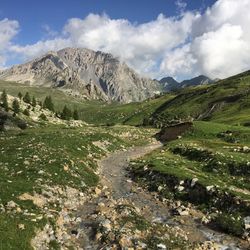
[75,142,248,250]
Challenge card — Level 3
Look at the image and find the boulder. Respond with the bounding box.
[244,216,250,230]
[191,178,198,187]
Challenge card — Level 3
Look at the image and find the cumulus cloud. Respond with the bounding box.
[2,0,250,80]
[0,18,19,68]
[9,12,196,77]
[162,0,250,79]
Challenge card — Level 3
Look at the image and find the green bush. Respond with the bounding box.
[39,113,47,121]
[213,213,244,237]
[73,109,79,120]
[23,109,30,116]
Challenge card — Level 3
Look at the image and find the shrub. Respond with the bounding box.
[16,119,27,130]
[23,109,30,116]
[39,113,47,121]
[73,109,79,120]
[213,213,244,237]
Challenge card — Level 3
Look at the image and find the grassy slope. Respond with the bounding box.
[80,94,174,126]
[131,121,250,201]
[150,71,250,126]
[0,124,157,249]
[0,80,174,126]
[1,70,250,127]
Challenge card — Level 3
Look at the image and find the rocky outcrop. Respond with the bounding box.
[156,122,193,142]
[0,110,27,131]
[0,48,161,103]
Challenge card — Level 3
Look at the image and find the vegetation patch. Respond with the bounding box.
[129,121,250,237]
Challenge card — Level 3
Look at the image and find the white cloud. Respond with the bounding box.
[0,18,19,68]
[175,0,187,14]
[9,12,197,77]
[10,38,71,59]
[160,45,197,80]
[41,24,59,38]
[162,0,250,79]
[2,0,250,80]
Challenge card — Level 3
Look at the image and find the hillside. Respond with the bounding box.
[0,48,161,103]
[150,70,250,126]
[0,80,174,125]
[180,75,213,88]
[159,75,213,92]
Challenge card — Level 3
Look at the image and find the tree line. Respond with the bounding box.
[0,90,79,121]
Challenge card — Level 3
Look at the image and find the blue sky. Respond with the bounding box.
[0,0,250,80]
[0,0,215,45]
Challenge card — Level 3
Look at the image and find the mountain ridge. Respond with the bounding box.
[0,47,161,103]
[159,75,213,91]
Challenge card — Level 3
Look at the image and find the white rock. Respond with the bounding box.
[191,178,198,187]
[6,200,17,209]
[206,185,214,192]
[157,243,167,249]
[177,186,185,192]
[244,216,250,229]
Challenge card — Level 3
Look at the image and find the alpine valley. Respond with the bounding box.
[0,46,250,250]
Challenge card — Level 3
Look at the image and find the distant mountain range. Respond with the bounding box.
[0,48,161,103]
[159,75,214,92]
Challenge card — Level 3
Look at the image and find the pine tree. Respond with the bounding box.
[18,92,23,100]
[1,90,9,112]
[43,96,54,112]
[23,92,31,104]
[73,109,79,120]
[61,105,72,120]
[32,96,37,107]
[12,99,20,114]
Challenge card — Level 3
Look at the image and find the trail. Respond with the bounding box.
[75,142,247,250]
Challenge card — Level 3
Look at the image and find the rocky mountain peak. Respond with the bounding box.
[0,48,161,103]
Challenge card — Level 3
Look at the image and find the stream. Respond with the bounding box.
[76,142,248,249]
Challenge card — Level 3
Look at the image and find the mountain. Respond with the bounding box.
[0,48,161,103]
[149,70,250,126]
[159,75,213,92]
[159,77,180,91]
[180,75,213,87]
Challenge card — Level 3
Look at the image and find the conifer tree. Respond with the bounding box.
[1,90,9,112]
[18,92,23,100]
[32,96,37,107]
[12,99,20,114]
[61,105,72,120]
[23,92,31,104]
[73,109,79,120]
[43,96,54,112]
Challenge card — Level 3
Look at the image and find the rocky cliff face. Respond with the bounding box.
[0,48,161,103]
